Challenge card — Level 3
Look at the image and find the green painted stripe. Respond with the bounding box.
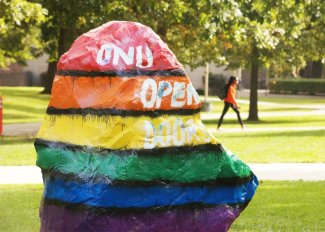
[35,144,251,183]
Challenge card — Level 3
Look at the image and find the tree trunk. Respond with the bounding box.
[41,61,57,94]
[41,28,67,94]
[157,26,167,42]
[248,45,259,121]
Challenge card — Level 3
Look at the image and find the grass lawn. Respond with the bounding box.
[0,87,324,165]
[231,181,325,232]
[0,182,324,232]
[253,96,325,105]
[1,127,324,165]
[0,136,36,166]
[1,87,323,125]
[214,130,325,163]
[209,100,314,113]
[0,185,42,232]
[203,115,325,128]
[1,120,325,165]
[0,87,49,124]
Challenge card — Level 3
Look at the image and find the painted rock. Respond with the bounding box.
[35,21,258,232]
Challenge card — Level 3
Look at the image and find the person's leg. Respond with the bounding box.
[217,102,230,129]
[230,105,244,128]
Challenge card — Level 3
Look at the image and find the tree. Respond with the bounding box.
[37,0,244,93]
[0,0,46,67]
[299,0,325,76]
[107,0,243,68]
[211,0,324,121]
[34,0,108,93]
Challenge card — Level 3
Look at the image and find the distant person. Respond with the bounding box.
[217,76,244,130]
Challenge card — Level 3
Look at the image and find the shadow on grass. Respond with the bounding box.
[218,129,325,138]
[4,113,42,120]
[257,107,312,112]
[6,103,47,115]
[203,117,325,126]
[0,88,49,99]
[0,136,35,145]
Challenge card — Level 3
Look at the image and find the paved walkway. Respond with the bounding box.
[0,163,325,184]
[3,122,40,136]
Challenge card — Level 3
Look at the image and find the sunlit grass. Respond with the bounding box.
[213,130,325,163]
[0,185,42,232]
[209,100,314,113]
[0,182,324,232]
[231,181,325,231]
[0,87,49,124]
[1,127,324,166]
[203,114,325,128]
[0,87,324,165]
[251,96,325,105]
[0,136,36,165]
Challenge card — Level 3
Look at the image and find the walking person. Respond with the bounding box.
[217,76,244,130]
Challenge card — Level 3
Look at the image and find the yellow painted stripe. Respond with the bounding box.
[37,114,218,150]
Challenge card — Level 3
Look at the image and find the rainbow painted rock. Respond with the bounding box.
[35,21,258,232]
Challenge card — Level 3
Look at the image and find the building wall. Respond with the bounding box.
[241,68,268,89]
[22,55,49,86]
[0,64,26,86]
[184,63,240,90]
[0,55,48,87]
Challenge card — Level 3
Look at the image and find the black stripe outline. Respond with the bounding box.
[46,107,201,117]
[35,138,224,156]
[42,169,253,187]
[56,69,186,77]
[43,198,248,215]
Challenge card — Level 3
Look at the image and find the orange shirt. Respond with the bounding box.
[224,85,237,106]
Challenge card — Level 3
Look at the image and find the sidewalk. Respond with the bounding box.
[3,122,40,136]
[1,163,325,184]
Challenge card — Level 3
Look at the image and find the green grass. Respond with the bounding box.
[214,130,325,163]
[203,115,325,128]
[254,96,325,105]
[209,100,313,113]
[1,127,324,165]
[0,87,49,124]
[0,185,42,232]
[0,182,324,232]
[0,87,324,165]
[0,136,36,166]
[231,181,325,232]
[235,93,325,105]
[1,117,325,166]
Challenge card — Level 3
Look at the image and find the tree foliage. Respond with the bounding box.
[101,0,243,68]
[203,0,325,120]
[0,0,46,67]
[3,0,323,121]
[33,0,108,92]
[36,0,245,93]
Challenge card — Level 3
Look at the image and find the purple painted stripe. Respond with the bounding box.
[40,204,241,232]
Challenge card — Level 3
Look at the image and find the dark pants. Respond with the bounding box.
[217,102,243,128]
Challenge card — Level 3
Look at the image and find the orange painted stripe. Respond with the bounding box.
[49,75,201,111]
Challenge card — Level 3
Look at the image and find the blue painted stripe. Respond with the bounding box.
[44,175,258,208]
